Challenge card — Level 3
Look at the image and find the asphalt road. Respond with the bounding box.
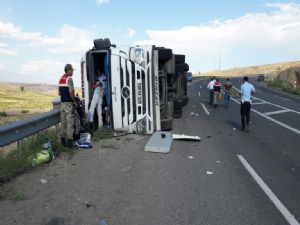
[0,78,299,225]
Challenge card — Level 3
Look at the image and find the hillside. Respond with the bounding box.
[199,60,300,77]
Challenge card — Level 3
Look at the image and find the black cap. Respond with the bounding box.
[64,64,74,72]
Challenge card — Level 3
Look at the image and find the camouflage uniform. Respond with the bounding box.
[58,68,75,145]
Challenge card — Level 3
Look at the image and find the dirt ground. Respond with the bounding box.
[0,134,148,225]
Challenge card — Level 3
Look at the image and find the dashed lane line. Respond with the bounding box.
[238,155,300,225]
[201,103,210,115]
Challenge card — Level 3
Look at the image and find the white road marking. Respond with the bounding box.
[264,109,291,116]
[254,97,300,115]
[231,98,300,135]
[237,155,300,225]
[198,91,201,97]
[273,95,292,102]
[201,103,210,115]
[251,102,267,105]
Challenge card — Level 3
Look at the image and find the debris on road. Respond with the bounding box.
[216,161,221,163]
[144,131,172,153]
[40,178,48,184]
[188,156,194,159]
[190,112,199,117]
[121,166,132,172]
[172,134,201,141]
[206,171,214,175]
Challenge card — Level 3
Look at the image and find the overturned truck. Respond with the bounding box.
[81,38,189,134]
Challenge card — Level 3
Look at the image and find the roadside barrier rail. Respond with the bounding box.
[0,109,60,148]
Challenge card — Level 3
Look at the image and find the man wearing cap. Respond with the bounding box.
[58,64,76,147]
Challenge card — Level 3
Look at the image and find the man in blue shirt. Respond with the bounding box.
[240,76,256,131]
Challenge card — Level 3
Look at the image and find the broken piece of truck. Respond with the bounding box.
[81,38,189,134]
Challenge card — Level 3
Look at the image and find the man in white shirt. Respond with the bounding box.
[240,76,256,131]
[207,78,216,105]
[88,68,107,128]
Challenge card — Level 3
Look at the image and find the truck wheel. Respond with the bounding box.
[158,48,172,61]
[94,38,111,49]
[182,95,189,106]
[174,99,183,110]
[175,54,185,64]
[173,108,183,118]
[175,63,189,72]
[161,117,173,131]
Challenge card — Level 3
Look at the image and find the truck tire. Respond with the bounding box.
[161,117,173,131]
[175,63,189,72]
[158,48,172,61]
[166,56,175,74]
[174,99,183,110]
[182,95,189,106]
[173,108,183,118]
[175,54,185,64]
[94,38,111,49]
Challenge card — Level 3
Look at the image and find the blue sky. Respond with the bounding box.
[0,0,300,86]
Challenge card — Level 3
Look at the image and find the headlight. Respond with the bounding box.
[133,48,145,68]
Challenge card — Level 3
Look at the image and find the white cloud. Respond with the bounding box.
[136,3,300,71]
[19,60,82,86]
[95,0,109,5]
[0,21,62,45]
[50,24,93,54]
[0,41,17,55]
[127,27,137,38]
[0,22,93,54]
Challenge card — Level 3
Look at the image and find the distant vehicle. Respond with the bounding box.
[257,74,265,81]
[187,72,193,82]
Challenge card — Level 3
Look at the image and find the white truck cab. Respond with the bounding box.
[81,38,188,134]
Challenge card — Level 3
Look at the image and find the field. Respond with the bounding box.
[0,82,59,124]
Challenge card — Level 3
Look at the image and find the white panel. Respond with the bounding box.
[153,50,161,131]
[127,61,134,126]
[111,54,123,129]
[121,57,128,127]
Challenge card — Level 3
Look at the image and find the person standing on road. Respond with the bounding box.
[87,68,107,128]
[213,78,222,108]
[58,64,76,148]
[239,76,256,131]
[207,77,216,105]
[223,78,232,108]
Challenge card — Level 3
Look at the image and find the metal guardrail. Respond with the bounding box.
[0,109,60,147]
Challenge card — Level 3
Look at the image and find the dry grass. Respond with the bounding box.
[195,60,300,78]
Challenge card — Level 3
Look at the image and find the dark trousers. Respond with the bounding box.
[209,89,214,105]
[240,102,251,129]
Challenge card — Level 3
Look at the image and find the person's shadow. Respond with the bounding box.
[227,120,240,129]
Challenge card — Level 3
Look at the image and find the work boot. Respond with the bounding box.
[60,137,66,146]
[66,139,74,148]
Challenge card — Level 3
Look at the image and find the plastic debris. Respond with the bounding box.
[80,133,91,143]
[99,220,109,225]
[188,156,194,159]
[29,145,53,167]
[40,178,48,184]
[172,134,201,141]
[74,140,93,149]
[190,112,199,117]
[206,171,214,175]
[216,161,221,163]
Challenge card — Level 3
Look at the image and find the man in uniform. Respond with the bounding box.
[58,64,76,147]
